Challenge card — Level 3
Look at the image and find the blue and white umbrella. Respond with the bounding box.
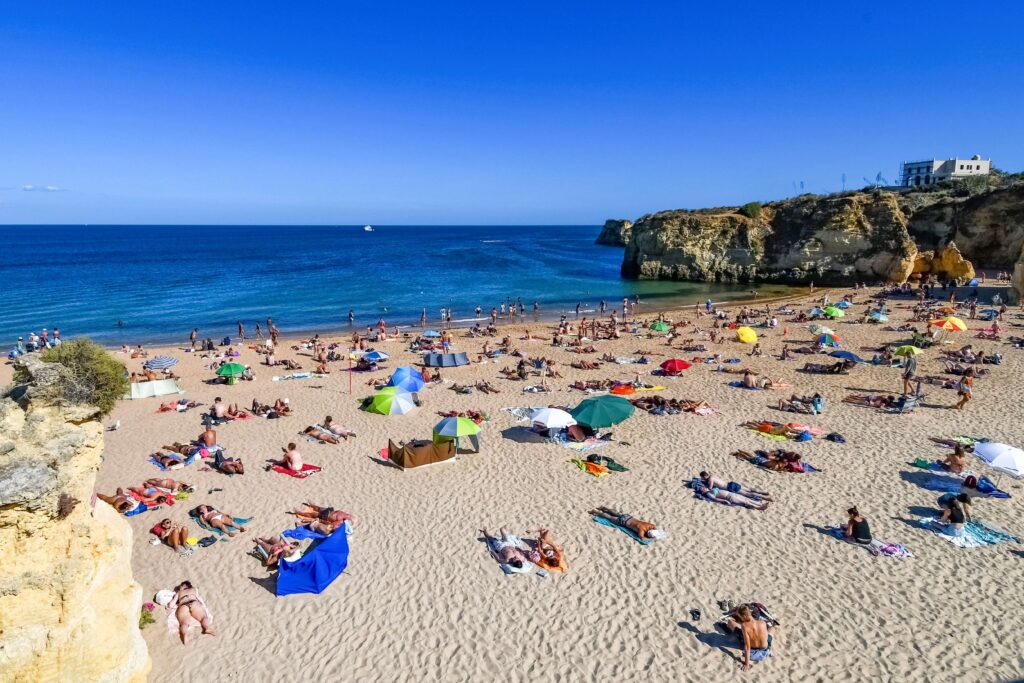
[836,301,851,309]
[363,350,389,363]
[144,355,178,370]
[422,330,442,338]
[387,366,425,392]
[829,350,864,363]
[867,311,888,322]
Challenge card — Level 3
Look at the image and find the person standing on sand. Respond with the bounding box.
[901,353,917,396]
[190,328,198,350]
[254,322,263,339]
[237,321,245,342]
[955,367,974,410]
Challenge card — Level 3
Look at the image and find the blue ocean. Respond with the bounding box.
[0,225,794,346]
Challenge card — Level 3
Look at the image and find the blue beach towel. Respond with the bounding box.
[124,502,151,517]
[148,452,197,471]
[282,526,329,542]
[592,515,651,545]
[190,514,253,535]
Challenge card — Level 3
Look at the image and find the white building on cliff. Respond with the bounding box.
[899,154,991,187]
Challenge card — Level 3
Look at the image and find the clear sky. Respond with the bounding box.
[2,2,1022,225]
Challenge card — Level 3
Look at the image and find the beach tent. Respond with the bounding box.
[736,326,758,344]
[423,352,470,368]
[973,442,1024,477]
[571,395,635,428]
[123,379,183,400]
[387,366,426,392]
[387,438,457,469]
[366,387,417,416]
[276,528,350,596]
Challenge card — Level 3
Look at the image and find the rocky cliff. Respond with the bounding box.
[0,357,150,683]
[595,219,633,246]
[621,184,1024,285]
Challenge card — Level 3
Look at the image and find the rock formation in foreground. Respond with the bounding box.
[0,356,150,683]
[621,184,1024,286]
[595,219,633,246]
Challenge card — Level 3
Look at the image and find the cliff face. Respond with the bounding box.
[903,184,1024,270]
[595,219,633,246]
[622,185,1024,285]
[0,357,150,683]
[622,192,916,284]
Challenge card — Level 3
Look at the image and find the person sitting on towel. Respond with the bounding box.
[942,445,967,474]
[588,506,668,539]
[725,604,774,671]
[843,507,872,544]
[698,472,773,501]
[274,443,303,471]
[694,484,769,510]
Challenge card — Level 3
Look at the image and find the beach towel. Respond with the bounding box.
[592,515,651,545]
[549,431,609,452]
[484,534,538,575]
[270,463,322,478]
[729,381,762,390]
[189,513,253,536]
[587,455,629,472]
[570,459,609,477]
[283,526,329,542]
[124,501,152,517]
[165,592,211,635]
[148,452,197,471]
[919,517,1018,548]
[828,526,913,558]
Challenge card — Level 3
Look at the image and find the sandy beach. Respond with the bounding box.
[15,289,1023,682]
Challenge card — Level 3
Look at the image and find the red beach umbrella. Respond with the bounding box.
[660,359,692,375]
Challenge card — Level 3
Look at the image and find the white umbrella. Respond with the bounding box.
[973,442,1024,477]
[530,408,576,430]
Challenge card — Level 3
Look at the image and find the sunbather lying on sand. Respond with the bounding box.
[302,426,339,444]
[693,483,769,509]
[212,452,244,475]
[697,471,773,501]
[157,399,201,413]
[194,504,246,536]
[801,360,854,374]
[168,581,215,644]
[150,452,188,469]
[778,395,817,413]
[322,416,356,438]
[142,478,194,494]
[476,381,500,394]
[530,528,568,572]
[97,488,142,513]
[254,535,301,567]
[733,449,813,473]
[162,442,200,457]
[292,503,355,527]
[843,394,898,408]
[480,527,533,571]
[571,359,600,370]
[589,506,668,539]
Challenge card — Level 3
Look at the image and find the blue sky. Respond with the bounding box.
[2,2,1022,224]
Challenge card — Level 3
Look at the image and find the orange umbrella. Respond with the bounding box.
[930,316,967,331]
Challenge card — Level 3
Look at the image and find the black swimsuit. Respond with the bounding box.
[852,518,871,544]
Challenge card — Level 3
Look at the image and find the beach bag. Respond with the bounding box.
[795,431,812,442]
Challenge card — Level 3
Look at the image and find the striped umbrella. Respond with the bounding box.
[816,333,840,346]
[930,316,967,332]
[144,355,178,370]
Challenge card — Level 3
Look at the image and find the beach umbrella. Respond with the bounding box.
[366,386,417,416]
[570,395,635,428]
[530,408,576,430]
[930,316,967,332]
[816,333,840,346]
[363,350,389,362]
[660,358,691,375]
[422,330,442,338]
[610,384,636,396]
[433,416,481,438]
[973,442,1024,477]
[808,324,834,335]
[894,345,923,357]
[649,321,670,332]
[823,306,845,318]
[939,306,956,314]
[867,311,888,322]
[807,307,825,315]
[215,362,246,377]
[144,355,178,371]
[387,366,425,392]
[836,301,851,309]
[829,350,864,363]
[736,326,758,344]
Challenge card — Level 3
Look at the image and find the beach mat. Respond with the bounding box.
[592,515,651,545]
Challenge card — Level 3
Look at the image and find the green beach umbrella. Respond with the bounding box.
[894,345,923,357]
[433,416,481,438]
[650,321,670,332]
[570,395,635,428]
[366,386,417,416]
[215,362,246,377]
[823,306,845,318]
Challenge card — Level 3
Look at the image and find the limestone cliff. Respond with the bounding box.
[622,184,1024,285]
[0,356,150,683]
[595,219,633,246]
[1013,245,1024,304]
[622,192,916,284]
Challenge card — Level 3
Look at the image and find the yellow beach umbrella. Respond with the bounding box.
[930,316,967,332]
[736,326,758,344]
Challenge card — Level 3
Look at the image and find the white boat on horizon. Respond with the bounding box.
[363,225,374,232]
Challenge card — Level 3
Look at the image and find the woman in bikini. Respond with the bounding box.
[254,535,301,567]
[150,452,186,469]
[588,506,668,539]
[292,503,354,528]
[168,581,215,644]
[531,528,568,572]
[195,504,246,537]
[302,426,339,444]
[151,518,192,555]
[695,483,769,510]
[97,488,140,514]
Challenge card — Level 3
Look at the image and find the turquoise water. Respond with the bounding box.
[0,225,795,346]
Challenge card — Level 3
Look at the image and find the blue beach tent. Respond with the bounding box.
[276,527,350,596]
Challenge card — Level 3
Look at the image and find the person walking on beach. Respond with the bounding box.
[254,322,263,340]
[575,302,581,317]
[420,309,427,326]
[901,353,917,396]
[955,367,974,410]
[190,328,198,351]
[600,300,606,315]
[237,321,245,342]
[491,308,498,325]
